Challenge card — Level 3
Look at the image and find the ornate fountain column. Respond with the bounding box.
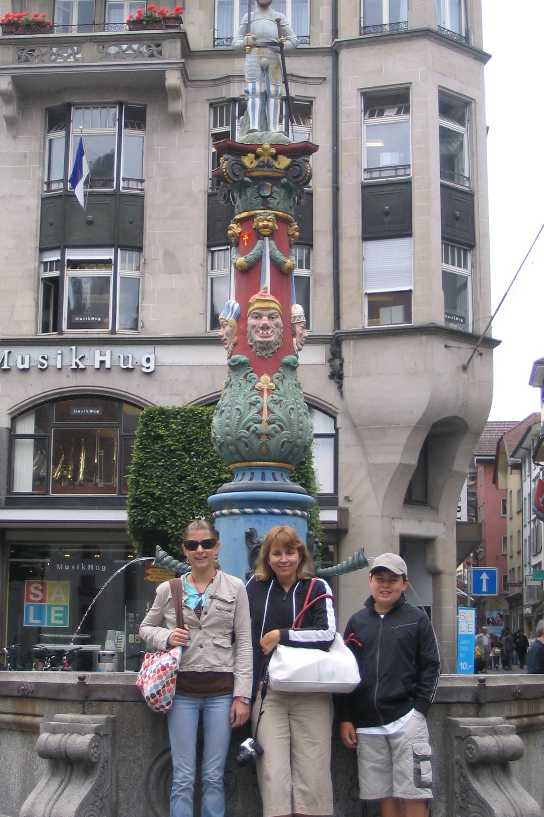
[208,137,319,578]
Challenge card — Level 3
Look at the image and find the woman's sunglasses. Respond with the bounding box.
[183,538,217,551]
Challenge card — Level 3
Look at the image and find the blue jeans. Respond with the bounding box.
[167,693,233,817]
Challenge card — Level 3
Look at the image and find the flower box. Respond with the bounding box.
[1,22,53,34]
[127,16,181,30]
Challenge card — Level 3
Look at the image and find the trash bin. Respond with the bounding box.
[97,650,116,672]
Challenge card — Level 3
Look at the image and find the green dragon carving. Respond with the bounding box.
[212,354,312,467]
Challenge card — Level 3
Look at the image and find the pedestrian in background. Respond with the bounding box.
[527,620,544,674]
[501,628,514,671]
[514,630,529,670]
[337,553,440,817]
[475,627,490,672]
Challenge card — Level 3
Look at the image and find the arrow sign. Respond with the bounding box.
[471,567,498,596]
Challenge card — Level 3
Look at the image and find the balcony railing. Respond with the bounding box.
[43,177,144,193]
[364,164,411,181]
[437,25,468,45]
[213,33,310,48]
[0,27,186,69]
[440,169,471,189]
[361,21,408,35]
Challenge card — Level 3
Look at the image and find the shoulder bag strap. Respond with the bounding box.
[292,578,334,630]
[169,578,185,629]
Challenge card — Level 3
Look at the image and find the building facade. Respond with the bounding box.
[0,0,494,672]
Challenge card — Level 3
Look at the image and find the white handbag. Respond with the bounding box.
[267,578,361,694]
[268,632,361,693]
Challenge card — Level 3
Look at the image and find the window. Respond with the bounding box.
[509,490,513,519]
[363,88,410,180]
[501,497,507,516]
[309,407,336,497]
[293,245,312,329]
[208,247,232,331]
[517,488,522,513]
[10,397,141,496]
[44,103,146,193]
[39,253,61,334]
[532,522,543,557]
[44,106,67,193]
[501,535,508,555]
[517,529,522,553]
[502,574,508,591]
[436,0,466,40]
[279,98,313,143]
[364,237,412,327]
[54,0,95,31]
[509,534,513,556]
[361,0,408,34]
[105,0,141,29]
[39,248,142,334]
[442,242,471,330]
[214,0,310,47]
[439,92,470,188]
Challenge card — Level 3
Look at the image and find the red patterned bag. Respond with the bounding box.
[136,578,184,714]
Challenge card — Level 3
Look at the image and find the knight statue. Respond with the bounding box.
[233,0,298,136]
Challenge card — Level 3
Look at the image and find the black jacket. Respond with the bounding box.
[246,575,336,695]
[527,639,544,674]
[335,595,440,728]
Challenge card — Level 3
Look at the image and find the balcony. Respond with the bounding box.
[0,25,188,123]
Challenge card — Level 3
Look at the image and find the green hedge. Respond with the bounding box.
[127,405,321,557]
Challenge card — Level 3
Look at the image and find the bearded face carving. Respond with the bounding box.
[218,299,240,358]
[247,308,284,358]
[291,303,307,353]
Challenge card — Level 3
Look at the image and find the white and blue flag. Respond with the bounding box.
[69,136,90,209]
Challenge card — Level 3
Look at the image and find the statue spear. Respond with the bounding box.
[275,17,294,137]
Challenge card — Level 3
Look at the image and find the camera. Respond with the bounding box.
[236,737,264,766]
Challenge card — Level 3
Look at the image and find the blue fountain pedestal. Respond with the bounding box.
[208,465,315,579]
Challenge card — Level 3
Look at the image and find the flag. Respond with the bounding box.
[69,136,90,209]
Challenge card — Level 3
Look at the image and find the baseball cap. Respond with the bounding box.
[370,553,408,576]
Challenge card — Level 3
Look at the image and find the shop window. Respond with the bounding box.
[309,407,337,497]
[439,91,470,188]
[208,247,232,331]
[214,0,310,47]
[442,241,471,331]
[363,88,410,180]
[10,396,142,496]
[361,0,408,34]
[293,244,312,329]
[436,0,466,41]
[54,0,95,31]
[39,248,142,335]
[364,237,413,327]
[7,541,155,671]
[44,103,146,193]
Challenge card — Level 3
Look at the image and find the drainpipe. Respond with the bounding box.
[331,0,340,330]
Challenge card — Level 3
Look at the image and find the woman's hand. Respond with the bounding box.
[260,629,281,655]
[167,628,190,648]
[340,721,357,750]
[230,697,250,727]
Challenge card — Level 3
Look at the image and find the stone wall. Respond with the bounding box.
[0,673,542,817]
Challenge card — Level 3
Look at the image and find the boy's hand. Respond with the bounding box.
[340,721,357,749]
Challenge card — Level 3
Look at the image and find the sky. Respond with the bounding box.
[482,1,544,420]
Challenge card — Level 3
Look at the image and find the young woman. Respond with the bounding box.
[139,519,252,817]
[246,525,336,817]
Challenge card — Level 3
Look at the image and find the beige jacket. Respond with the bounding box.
[139,571,253,699]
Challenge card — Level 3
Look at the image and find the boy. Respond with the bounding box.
[336,553,440,817]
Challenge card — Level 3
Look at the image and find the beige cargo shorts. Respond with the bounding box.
[356,711,433,801]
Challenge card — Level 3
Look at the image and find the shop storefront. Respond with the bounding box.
[1,392,159,671]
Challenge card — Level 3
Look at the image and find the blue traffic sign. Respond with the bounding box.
[471,567,498,596]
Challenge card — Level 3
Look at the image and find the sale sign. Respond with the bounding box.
[23,580,70,627]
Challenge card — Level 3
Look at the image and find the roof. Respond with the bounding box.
[502,413,540,459]
[473,421,518,458]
